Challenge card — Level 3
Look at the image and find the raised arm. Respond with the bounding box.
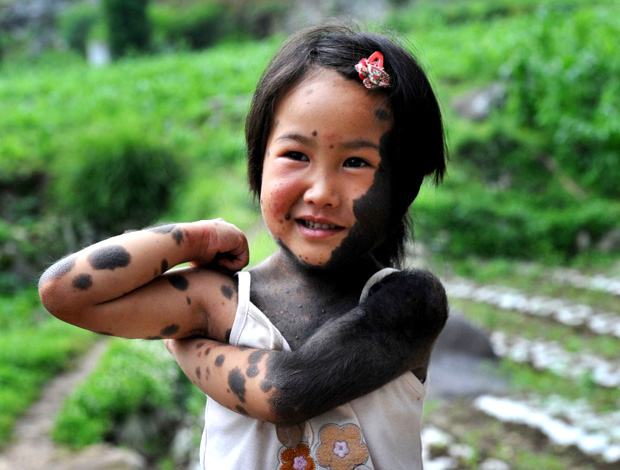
[38,220,248,340]
[167,269,448,424]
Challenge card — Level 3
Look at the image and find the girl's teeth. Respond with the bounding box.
[304,220,337,230]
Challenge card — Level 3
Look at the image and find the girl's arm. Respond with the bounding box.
[166,269,448,424]
[38,220,248,340]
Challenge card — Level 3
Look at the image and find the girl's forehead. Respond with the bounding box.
[271,69,392,136]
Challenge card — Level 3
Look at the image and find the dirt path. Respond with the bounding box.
[0,340,123,469]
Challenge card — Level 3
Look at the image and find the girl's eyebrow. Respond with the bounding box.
[275,133,379,150]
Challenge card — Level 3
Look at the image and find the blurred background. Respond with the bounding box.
[0,0,618,468]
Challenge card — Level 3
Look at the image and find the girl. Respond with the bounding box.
[39,25,447,469]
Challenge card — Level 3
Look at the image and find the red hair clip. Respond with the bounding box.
[354,51,391,89]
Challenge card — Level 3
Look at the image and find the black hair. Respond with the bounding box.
[246,25,446,267]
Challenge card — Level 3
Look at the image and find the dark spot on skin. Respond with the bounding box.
[39,254,76,285]
[312,130,317,137]
[215,354,225,367]
[249,350,267,364]
[205,347,211,356]
[186,296,192,305]
[149,224,176,234]
[96,331,113,336]
[224,328,232,343]
[374,107,391,121]
[88,245,131,270]
[195,366,201,380]
[168,274,189,291]
[228,367,246,403]
[161,259,169,273]
[160,324,179,337]
[329,144,334,149]
[146,336,162,340]
[285,214,291,221]
[221,285,233,300]
[195,342,205,349]
[172,228,184,245]
[236,405,249,415]
[260,379,273,393]
[72,273,92,290]
[246,365,259,378]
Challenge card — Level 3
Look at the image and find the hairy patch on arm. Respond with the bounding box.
[88,245,131,270]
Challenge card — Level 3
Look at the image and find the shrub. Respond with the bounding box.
[103,0,152,58]
[150,2,234,50]
[58,2,102,55]
[50,121,184,236]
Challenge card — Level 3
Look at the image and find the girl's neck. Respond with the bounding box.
[263,248,383,290]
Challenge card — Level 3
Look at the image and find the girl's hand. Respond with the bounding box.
[186,219,249,272]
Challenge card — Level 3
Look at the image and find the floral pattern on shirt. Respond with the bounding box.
[316,423,369,470]
[279,443,316,470]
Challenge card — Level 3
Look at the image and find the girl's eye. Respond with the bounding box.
[284,151,309,162]
[343,157,370,168]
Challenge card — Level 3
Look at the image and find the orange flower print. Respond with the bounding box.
[279,443,316,470]
[316,423,369,470]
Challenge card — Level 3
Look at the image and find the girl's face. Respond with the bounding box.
[260,69,393,268]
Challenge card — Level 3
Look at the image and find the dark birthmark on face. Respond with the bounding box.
[235,405,249,415]
[161,259,169,274]
[260,379,273,393]
[221,284,233,300]
[72,273,92,290]
[323,132,393,269]
[375,107,391,121]
[168,274,189,291]
[285,213,291,221]
[186,296,192,305]
[171,228,184,245]
[228,367,246,403]
[88,245,131,270]
[215,354,225,367]
[205,347,211,356]
[195,366,201,380]
[224,328,232,343]
[246,365,259,378]
[160,324,179,337]
[312,130,317,137]
[40,254,76,284]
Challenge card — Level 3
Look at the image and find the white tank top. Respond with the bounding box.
[200,268,426,469]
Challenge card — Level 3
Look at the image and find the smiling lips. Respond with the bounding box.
[296,217,345,236]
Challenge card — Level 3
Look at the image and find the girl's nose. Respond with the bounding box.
[303,172,340,208]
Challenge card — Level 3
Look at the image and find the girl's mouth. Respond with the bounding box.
[297,219,343,230]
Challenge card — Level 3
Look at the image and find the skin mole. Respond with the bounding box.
[160,324,179,337]
[72,273,92,290]
[228,367,247,403]
[374,107,391,121]
[168,274,189,291]
[88,245,131,270]
[205,347,211,356]
[248,350,267,364]
[186,296,192,305]
[215,354,225,367]
[171,228,184,245]
[195,342,205,349]
[312,130,317,136]
[246,364,259,378]
[220,284,234,300]
[260,379,273,393]
[195,366,201,380]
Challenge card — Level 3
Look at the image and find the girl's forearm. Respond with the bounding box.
[39,223,192,311]
[39,220,248,339]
